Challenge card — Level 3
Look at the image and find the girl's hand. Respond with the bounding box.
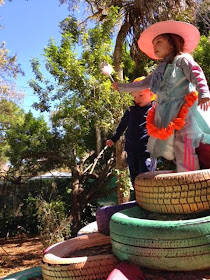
[106,139,114,147]
[198,97,210,111]
[112,82,118,91]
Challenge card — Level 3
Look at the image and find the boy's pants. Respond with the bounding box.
[126,151,150,186]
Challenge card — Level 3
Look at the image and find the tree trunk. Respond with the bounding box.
[116,139,130,203]
[113,21,131,80]
[113,21,132,204]
[95,124,102,156]
[68,151,115,235]
[69,165,83,236]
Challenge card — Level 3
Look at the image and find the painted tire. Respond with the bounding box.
[96,201,137,235]
[106,261,144,280]
[77,221,98,236]
[110,206,210,271]
[42,232,119,280]
[135,169,210,214]
[2,266,42,280]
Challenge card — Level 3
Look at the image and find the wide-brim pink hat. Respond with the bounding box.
[138,20,200,60]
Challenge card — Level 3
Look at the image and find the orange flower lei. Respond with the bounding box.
[146,91,198,140]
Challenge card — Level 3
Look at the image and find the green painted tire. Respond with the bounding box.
[2,266,42,280]
[135,169,210,214]
[110,206,210,271]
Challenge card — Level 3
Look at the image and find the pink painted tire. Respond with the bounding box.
[42,232,119,280]
[106,261,145,280]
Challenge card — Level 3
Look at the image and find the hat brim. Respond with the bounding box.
[138,21,200,60]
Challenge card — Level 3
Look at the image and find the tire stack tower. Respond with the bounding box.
[110,169,210,271]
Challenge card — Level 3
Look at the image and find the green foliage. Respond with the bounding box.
[0,42,24,101]
[115,168,133,198]
[0,100,25,164]
[28,11,131,169]
[0,178,72,239]
[6,111,52,176]
[0,211,18,237]
[21,193,39,234]
[36,196,71,247]
[193,33,210,85]
[0,189,38,237]
[123,44,157,81]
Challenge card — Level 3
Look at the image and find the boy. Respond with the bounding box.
[106,77,156,186]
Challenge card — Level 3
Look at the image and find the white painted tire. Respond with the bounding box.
[77,221,98,236]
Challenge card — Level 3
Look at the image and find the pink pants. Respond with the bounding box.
[175,130,210,172]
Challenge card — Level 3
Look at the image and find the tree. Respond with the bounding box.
[6,112,52,175]
[0,100,25,167]
[193,33,210,85]
[195,0,210,36]
[58,0,203,203]
[59,0,198,71]
[0,42,24,102]
[0,0,25,165]
[8,13,131,234]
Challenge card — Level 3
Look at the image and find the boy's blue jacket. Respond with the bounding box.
[111,102,152,153]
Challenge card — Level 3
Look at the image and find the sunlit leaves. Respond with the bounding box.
[27,9,130,171]
[0,100,25,164]
[0,42,24,102]
[193,33,210,85]
[6,112,53,174]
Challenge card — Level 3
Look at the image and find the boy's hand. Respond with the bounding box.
[198,97,210,111]
[106,139,114,147]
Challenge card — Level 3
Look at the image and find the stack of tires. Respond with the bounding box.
[110,169,210,271]
[41,201,138,280]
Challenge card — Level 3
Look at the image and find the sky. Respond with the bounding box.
[1,0,77,119]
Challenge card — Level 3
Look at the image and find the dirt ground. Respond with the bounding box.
[0,236,44,278]
[0,235,210,280]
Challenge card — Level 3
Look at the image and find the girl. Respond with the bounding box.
[113,20,210,172]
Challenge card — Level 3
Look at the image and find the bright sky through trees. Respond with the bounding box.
[1,0,71,118]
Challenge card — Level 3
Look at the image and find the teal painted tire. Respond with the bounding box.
[110,206,210,271]
[2,266,42,280]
